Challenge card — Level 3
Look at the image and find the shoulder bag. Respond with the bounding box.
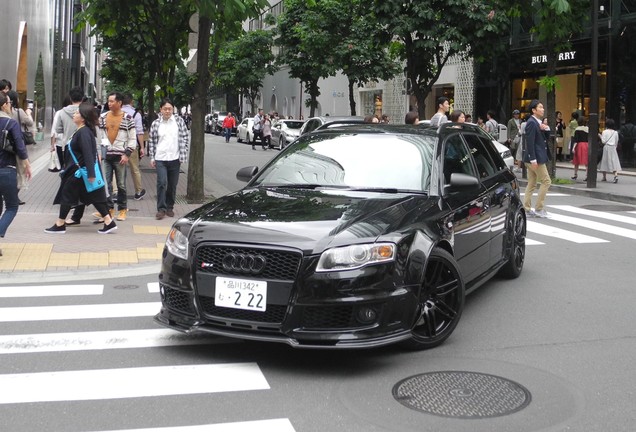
[17,110,36,145]
[67,140,105,193]
[0,119,16,154]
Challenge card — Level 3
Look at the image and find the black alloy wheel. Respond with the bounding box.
[498,207,526,279]
[404,247,465,350]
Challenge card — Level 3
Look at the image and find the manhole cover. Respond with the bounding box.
[392,371,531,419]
[580,204,636,212]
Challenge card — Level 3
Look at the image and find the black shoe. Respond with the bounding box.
[571,175,577,180]
[613,176,619,183]
[98,220,118,234]
[252,145,255,150]
[19,200,25,205]
[44,224,66,234]
[134,189,147,200]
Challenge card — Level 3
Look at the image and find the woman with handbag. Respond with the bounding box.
[598,118,622,183]
[45,103,117,234]
[0,92,32,256]
[7,91,34,204]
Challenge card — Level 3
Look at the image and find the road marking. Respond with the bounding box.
[148,282,160,293]
[526,221,608,243]
[549,205,636,226]
[0,284,104,298]
[525,238,544,246]
[0,363,269,404]
[0,329,234,354]
[520,192,569,196]
[547,213,636,240]
[93,418,296,432]
[0,302,160,322]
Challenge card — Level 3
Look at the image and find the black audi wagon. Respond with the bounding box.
[155,123,526,349]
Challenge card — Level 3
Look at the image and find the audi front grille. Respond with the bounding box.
[195,245,302,281]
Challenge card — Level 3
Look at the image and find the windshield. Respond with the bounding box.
[252,132,435,192]
[282,121,304,129]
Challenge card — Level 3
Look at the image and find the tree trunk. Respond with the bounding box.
[186,14,212,204]
[348,78,356,116]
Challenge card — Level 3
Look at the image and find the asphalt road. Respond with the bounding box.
[2,158,636,431]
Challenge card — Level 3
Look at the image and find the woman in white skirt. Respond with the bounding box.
[599,118,621,183]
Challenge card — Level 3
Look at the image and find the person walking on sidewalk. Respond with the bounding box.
[98,92,136,222]
[571,117,589,181]
[598,118,622,183]
[122,93,146,201]
[522,99,552,218]
[0,93,32,256]
[222,112,236,143]
[45,103,116,234]
[252,108,265,150]
[148,98,189,220]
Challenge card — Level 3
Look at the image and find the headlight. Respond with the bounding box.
[166,226,189,260]
[316,243,395,272]
[501,150,512,159]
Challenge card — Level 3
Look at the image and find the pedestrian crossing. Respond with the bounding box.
[524,202,636,246]
[0,282,296,432]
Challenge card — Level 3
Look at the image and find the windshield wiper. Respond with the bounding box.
[270,184,326,190]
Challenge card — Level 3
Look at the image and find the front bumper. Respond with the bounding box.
[155,246,420,349]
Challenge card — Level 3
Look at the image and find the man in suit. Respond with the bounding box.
[523,99,551,218]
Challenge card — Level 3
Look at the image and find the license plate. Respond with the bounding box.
[215,277,267,312]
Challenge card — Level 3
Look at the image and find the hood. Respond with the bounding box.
[188,188,434,254]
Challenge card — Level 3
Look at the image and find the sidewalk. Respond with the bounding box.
[0,136,204,279]
[2,138,636,279]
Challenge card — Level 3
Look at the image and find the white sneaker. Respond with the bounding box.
[526,209,536,218]
[535,209,550,218]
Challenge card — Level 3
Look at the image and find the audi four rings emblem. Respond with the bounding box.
[222,253,267,274]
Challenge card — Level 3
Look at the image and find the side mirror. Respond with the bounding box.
[236,166,259,182]
[447,173,479,191]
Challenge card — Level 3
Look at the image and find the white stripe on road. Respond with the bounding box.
[0,329,234,354]
[547,212,636,240]
[526,221,608,243]
[525,238,544,246]
[0,284,104,298]
[548,205,636,226]
[0,302,160,322]
[0,363,269,404]
[92,418,296,432]
[520,192,569,196]
[147,282,160,293]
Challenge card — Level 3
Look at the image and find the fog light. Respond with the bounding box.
[356,307,377,324]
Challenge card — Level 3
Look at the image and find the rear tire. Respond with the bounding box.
[403,247,465,350]
[498,207,526,279]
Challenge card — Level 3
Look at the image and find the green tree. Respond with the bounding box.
[276,0,342,117]
[331,1,401,116]
[372,0,510,119]
[216,29,277,115]
[78,0,195,120]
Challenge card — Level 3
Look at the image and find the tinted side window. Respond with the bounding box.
[443,135,477,183]
[463,134,498,179]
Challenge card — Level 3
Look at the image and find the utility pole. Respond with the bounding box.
[587,0,599,188]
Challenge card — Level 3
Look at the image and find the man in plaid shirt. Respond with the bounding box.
[147,98,190,220]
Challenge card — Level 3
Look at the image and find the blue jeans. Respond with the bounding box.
[223,127,232,142]
[156,160,180,212]
[0,167,19,238]
[103,155,128,210]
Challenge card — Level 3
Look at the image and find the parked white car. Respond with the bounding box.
[271,119,304,150]
[237,118,259,144]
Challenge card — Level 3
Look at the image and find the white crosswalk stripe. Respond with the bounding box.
[0,328,232,354]
[92,418,296,432]
[527,220,609,244]
[0,363,270,404]
[549,205,636,226]
[0,286,294,430]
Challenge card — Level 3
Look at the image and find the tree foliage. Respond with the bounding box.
[372,0,510,118]
[216,29,277,115]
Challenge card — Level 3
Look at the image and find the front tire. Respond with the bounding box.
[403,247,465,350]
[498,207,526,279]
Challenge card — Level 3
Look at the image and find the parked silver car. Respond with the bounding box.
[270,119,304,150]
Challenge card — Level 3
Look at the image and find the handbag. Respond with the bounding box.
[17,110,36,145]
[0,119,16,154]
[67,141,105,193]
[48,150,61,172]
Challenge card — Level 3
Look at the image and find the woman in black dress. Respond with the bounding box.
[45,103,117,234]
